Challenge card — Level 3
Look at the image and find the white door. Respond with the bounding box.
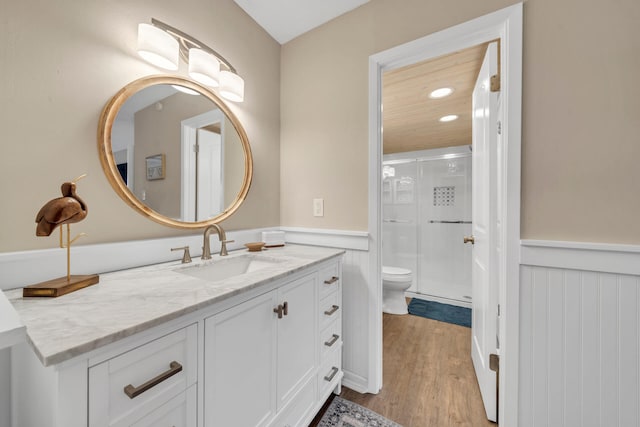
[196,128,222,220]
[470,41,499,422]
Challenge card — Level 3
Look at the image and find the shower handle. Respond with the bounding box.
[463,235,475,245]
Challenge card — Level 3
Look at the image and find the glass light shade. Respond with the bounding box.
[137,24,179,70]
[188,49,220,87]
[219,71,244,102]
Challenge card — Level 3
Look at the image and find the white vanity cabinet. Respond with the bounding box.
[204,273,317,427]
[9,248,343,427]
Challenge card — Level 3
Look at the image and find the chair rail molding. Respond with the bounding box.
[521,239,640,275]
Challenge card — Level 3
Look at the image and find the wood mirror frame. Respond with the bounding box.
[97,75,253,229]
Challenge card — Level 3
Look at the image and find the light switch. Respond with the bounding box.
[313,198,324,217]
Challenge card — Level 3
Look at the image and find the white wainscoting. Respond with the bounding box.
[519,240,640,427]
[280,227,372,393]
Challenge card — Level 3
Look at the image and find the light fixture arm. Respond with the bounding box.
[150,18,237,74]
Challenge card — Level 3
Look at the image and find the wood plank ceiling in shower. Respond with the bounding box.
[382,42,491,154]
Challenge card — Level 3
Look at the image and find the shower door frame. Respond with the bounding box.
[367,4,522,425]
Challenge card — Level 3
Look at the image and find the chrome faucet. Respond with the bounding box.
[202,224,234,259]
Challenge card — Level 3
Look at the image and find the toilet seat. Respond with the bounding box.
[382,266,412,282]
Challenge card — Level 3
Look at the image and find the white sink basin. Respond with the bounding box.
[176,254,283,283]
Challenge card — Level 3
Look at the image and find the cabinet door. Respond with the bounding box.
[204,291,278,427]
[130,385,196,427]
[276,274,317,410]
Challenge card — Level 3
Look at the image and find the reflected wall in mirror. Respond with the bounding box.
[99,76,252,229]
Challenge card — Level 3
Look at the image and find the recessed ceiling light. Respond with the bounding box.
[439,115,459,122]
[429,87,454,98]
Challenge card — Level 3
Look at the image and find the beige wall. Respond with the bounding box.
[134,92,212,218]
[281,0,640,244]
[0,0,281,253]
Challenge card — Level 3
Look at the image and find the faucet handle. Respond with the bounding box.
[219,239,234,257]
[171,246,192,264]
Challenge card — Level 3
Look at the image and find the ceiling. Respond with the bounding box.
[233,0,370,44]
[382,42,491,154]
[231,1,490,155]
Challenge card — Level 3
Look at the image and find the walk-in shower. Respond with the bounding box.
[382,145,472,307]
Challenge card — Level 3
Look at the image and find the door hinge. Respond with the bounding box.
[490,74,501,92]
[193,143,199,153]
[497,304,501,316]
[497,121,502,135]
[490,353,499,372]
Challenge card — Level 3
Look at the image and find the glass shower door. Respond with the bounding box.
[417,155,472,302]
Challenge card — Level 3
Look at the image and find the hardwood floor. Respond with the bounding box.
[311,310,496,427]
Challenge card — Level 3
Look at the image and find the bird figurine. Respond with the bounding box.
[24,173,98,297]
[36,174,88,236]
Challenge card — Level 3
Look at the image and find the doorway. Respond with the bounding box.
[367,4,522,425]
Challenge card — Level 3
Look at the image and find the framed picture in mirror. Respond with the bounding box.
[146,154,165,180]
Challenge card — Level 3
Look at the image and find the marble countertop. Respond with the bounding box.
[0,291,25,351]
[4,245,344,366]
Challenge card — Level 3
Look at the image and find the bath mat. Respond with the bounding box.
[317,396,403,427]
[407,298,471,328]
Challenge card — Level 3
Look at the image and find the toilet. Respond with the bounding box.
[382,266,413,315]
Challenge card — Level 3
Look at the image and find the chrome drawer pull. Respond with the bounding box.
[324,334,340,347]
[324,367,339,382]
[124,361,183,399]
[324,305,339,316]
[324,276,339,285]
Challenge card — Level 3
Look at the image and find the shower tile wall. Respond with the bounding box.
[382,161,418,291]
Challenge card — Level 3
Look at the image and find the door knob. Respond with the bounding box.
[463,235,475,244]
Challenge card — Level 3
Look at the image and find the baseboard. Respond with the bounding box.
[341,370,369,394]
[521,239,640,275]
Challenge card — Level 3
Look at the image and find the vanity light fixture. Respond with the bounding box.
[137,18,244,102]
[137,23,179,70]
[439,114,459,122]
[429,87,454,99]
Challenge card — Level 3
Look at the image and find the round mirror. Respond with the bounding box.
[98,76,252,229]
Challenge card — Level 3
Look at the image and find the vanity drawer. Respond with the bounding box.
[318,264,340,300]
[319,291,341,330]
[320,318,341,363]
[317,347,343,402]
[89,324,198,427]
[130,385,196,427]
